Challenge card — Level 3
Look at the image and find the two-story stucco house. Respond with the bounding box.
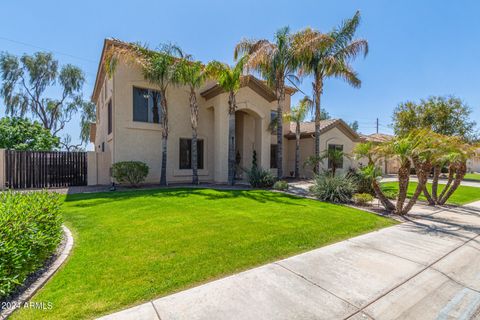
[89,39,362,185]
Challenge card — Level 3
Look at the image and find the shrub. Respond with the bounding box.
[383,189,397,200]
[247,166,276,188]
[353,193,374,206]
[310,173,357,203]
[347,168,375,195]
[273,180,289,191]
[0,191,63,299]
[112,161,149,187]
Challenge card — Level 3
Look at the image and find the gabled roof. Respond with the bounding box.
[285,119,360,141]
[200,75,296,102]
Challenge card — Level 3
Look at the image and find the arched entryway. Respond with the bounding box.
[234,108,263,180]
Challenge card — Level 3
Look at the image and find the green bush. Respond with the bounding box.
[112,161,149,187]
[347,168,375,195]
[246,166,276,188]
[273,180,289,191]
[383,189,397,200]
[310,173,357,203]
[353,193,374,206]
[0,191,63,299]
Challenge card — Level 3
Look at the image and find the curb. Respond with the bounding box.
[0,225,74,319]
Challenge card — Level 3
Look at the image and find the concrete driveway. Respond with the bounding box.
[99,202,480,320]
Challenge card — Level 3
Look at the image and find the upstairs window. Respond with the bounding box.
[179,139,204,170]
[328,144,344,169]
[133,87,162,123]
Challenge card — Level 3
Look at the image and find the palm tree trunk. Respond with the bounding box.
[439,161,466,205]
[314,78,323,174]
[276,87,285,179]
[295,121,300,179]
[422,185,435,205]
[402,161,431,214]
[372,179,395,211]
[227,92,236,185]
[190,90,199,185]
[160,91,168,186]
[431,165,441,202]
[438,164,455,202]
[395,162,411,214]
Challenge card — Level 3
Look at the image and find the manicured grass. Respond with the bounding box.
[382,182,480,205]
[464,173,480,181]
[13,188,395,320]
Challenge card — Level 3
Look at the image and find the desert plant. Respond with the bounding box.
[347,167,375,195]
[273,180,289,191]
[0,191,63,299]
[310,173,357,203]
[112,161,149,187]
[353,193,374,206]
[247,166,276,188]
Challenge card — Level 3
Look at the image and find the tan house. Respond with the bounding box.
[88,39,363,185]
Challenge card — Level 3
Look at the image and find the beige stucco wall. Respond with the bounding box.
[93,61,285,184]
[467,155,480,173]
[286,127,358,178]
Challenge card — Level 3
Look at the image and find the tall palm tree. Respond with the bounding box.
[206,56,247,185]
[176,53,208,185]
[294,11,368,173]
[105,42,182,186]
[283,96,311,178]
[234,27,300,179]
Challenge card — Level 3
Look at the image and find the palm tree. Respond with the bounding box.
[206,56,247,185]
[234,27,300,179]
[354,142,395,211]
[294,11,368,173]
[105,43,182,186]
[175,53,208,185]
[283,96,312,178]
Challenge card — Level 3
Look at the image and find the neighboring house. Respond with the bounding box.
[467,149,480,173]
[89,39,363,184]
[359,133,399,174]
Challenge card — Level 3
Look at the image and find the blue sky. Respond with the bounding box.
[1,0,479,147]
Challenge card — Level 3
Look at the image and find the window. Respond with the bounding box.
[328,144,344,169]
[270,110,278,134]
[179,139,204,170]
[133,87,162,123]
[107,100,112,134]
[270,144,278,169]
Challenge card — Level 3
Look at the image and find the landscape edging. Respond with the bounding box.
[0,225,74,319]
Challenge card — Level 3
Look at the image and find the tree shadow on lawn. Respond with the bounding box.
[64,188,308,208]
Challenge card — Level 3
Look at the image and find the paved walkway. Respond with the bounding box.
[99,202,480,320]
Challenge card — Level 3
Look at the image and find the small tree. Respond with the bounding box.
[283,96,312,178]
[0,52,92,140]
[0,117,59,151]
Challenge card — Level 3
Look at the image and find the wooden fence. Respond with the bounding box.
[5,150,87,189]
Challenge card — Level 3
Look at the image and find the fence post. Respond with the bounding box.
[87,152,98,186]
[0,149,5,190]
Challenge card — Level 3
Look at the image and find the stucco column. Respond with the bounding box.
[213,103,229,183]
[0,149,5,190]
[87,151,98,186]
[258,117,269,170]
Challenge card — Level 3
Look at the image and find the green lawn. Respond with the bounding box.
[382,182,480,205]
[13,188,394,320]
[464,173,480,181]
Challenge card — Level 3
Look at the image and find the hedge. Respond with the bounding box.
[0,191,63,299]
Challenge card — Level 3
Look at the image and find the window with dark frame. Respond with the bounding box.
[133,87,162,123]
[107,100,112,134]
[328,144,344,169]
[270,144,278,169]
[179,139,204,170]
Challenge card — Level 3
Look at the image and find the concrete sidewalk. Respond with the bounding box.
[99,202,480,320]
